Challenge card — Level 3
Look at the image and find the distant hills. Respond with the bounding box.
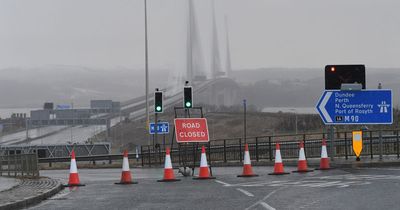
[0,66,399,109]
[0,65,171,108]
[232,68,400,109]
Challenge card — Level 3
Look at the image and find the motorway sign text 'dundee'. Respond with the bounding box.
[316,89,392,124]
[174,118,209,143]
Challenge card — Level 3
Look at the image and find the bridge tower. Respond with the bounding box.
[224,16,233,79]
[187,0,206,82]
[211,0,222,80]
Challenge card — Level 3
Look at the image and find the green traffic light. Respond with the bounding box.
[185,102,191,108]
[156,106,162,112]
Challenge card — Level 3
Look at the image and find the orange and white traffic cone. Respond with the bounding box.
[268,143,289,175]
[316,139,331,170]
[193,146,216,180]
[115,150,138,184]
[158,147,180,182]
[292,141,313,173]
[238,144,258,177]
[64,150,85,187]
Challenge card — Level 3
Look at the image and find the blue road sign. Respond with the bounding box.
[316,90,392,125]
[149,122,169,134]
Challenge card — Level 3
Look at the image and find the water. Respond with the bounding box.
[0,108,37,119]
[262,107,316,114]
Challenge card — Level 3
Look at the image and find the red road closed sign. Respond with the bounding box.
[174,118,209,143]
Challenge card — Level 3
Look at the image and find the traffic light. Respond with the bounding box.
[184,86,193,108]
[154,91,163,113]
[325,64,366,90]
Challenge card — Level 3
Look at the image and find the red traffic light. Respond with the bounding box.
[324,64,365,90]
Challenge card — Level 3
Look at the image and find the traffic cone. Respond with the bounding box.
[115,150,138,184]
[193,146,216,180]
[316,139,331,170]
[292,141,313,173]
[158,147,180,182]
[268,143,289,175]
[237,144,258,177]
[63,150,85,187]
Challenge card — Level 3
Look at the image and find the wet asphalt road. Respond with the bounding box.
[29,166,400,210]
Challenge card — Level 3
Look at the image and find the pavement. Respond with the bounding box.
[0,177,62,210]
[0,177,19,192]
[24,165,400,210]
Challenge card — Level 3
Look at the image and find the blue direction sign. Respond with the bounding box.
[149,122,169,134]
[316,90,392,124]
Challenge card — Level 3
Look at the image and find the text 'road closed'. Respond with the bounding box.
[174,118,209,143]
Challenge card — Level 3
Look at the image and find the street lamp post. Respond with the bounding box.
[144,0,150,145]
[243,99,247,144]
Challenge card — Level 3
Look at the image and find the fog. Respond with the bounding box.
[1,0,400,69]
[1,0,400,108]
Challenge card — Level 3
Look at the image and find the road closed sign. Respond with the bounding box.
[174,118,209,143]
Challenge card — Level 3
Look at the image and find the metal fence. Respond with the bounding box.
[0,154,39,177]
[140,129,400,167]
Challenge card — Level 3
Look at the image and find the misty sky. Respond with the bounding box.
[1,0,400,71]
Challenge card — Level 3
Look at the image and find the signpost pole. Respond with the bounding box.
[329,125,335,161]
[378,83,383,160]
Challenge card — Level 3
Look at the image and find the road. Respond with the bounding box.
[29,166,400,210]
[1,78,218,146]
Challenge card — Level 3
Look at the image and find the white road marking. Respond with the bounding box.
[236,188,254,197]
[231,179,371,188]
[245,188,282,210]
[214,180,231,186]
[259,201,276,210]
[313,174,400,181]
[363,167,400,171]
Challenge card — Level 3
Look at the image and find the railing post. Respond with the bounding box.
[22,154,25,177]
[397,130,399,159]
[223,140,227,163]
[7,155,10,177]
[148,146,151,167]
[303,134,306,157]
[370,131,373,159]
[239,138,242,162]
[255,137,259,162]
[379,129,383,160]
[0,155,2,176]
[141,146,144,167]
[344,132,348,160]
[178,144,181,166]
[269,136,273,161]
[208,142,211,162]
[14,155,17,177]
[193,143,197,169]
[159,146,162,166]
[34,153,39,177]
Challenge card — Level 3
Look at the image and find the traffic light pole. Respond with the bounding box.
[154,113,158,148]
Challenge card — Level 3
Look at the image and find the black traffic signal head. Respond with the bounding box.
[184,86,193,108]
[154,91,163,113]
[325,64,366,90]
